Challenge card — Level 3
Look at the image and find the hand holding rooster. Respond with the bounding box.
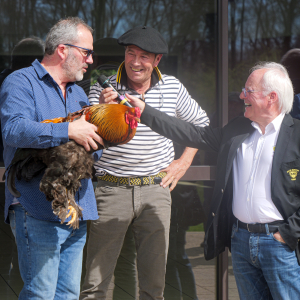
[5,103,141,228]
[68,114,103,152]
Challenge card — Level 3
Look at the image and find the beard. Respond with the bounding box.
[62,51,86,82]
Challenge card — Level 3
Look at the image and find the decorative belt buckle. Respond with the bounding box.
[140,176,144,186]
[154,177,162,184]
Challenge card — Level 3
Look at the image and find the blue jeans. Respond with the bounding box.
[9,204,87,300]
[231,222,300,300]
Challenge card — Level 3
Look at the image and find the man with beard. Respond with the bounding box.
[0,17,102,300]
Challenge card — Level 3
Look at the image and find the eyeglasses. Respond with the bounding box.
[242,88,263,97]
[64,44,94,58]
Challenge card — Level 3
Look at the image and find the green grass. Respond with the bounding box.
[187,223,204,232]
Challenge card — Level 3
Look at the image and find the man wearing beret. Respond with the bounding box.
[80,26,209,300]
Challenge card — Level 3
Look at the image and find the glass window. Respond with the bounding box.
[228,0,300,106]
[0,1,219,299]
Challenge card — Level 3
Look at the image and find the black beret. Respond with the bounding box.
[117,25,168,54]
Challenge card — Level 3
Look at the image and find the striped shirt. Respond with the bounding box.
[89,62,209,177]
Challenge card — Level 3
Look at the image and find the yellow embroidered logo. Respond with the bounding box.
[287,169,299,181]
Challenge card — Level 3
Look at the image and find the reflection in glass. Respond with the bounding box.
[0,1,220,298]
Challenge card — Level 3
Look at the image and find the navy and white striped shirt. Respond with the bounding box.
[0,59,101,223]
[89,62,209,177]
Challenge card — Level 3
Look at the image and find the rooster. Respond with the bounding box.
[5,104,141,229]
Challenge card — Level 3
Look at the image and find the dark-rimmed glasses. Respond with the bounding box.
[64,44,94,58]
[242,88,263,97]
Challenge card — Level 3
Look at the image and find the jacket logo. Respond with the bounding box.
[287,169,299,181]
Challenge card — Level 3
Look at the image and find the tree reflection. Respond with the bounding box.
[228,0,300,90]
[0,0,300,122]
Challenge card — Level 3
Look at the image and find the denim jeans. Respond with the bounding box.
[9,204,87,300]
[231,222,300,300]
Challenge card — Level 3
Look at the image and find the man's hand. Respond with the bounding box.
[273,231,286,244]
[126,93,146,112]
[99,87,119,104]
[160,148,198,191]
[68,115,104,152]
[160,159,190,191]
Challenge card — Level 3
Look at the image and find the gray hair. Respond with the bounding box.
[250,62,294,114]
[45,17,93,55]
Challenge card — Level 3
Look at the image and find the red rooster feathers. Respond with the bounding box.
[5,104,141,228]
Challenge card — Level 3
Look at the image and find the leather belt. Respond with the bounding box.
[97,172,167,186]
[237,220,283,233]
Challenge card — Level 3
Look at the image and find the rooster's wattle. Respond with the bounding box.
[4,104,141,229]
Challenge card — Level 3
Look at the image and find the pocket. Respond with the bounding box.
[96,180,119,194]
[271,233,288,246]
[95,182,128,201]
[98,185,115,193]
[280,158,300,195]
[231,223,238,239]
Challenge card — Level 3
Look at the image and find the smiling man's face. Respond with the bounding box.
[240,69,271,124]
[124,45,162,89]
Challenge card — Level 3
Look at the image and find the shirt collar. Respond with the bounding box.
[32,59,75,89]
[115,61,163,88]
[251,113,285,134]
[32,59,49,79]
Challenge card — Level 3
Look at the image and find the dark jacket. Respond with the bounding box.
[141,104,300,263]
[290,94,300,120]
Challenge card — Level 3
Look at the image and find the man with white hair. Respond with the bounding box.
[0,17,102,299]
[128,62,300,299]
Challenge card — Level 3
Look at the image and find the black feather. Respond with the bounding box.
[5,140,95,228]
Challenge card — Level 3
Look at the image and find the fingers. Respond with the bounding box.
[68,115,103,152]
[99,87,119,104]
[82,123,103,151]
[169,180,178,192]
[159,160,188,190]
[161,175,178,191]
[125,93,146,112]
[160,166,178,190]
[90,132,104,150]
[273,232,286,243]
[82,136,103,152]
[160,174,177,189]
[83,133,103,152]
